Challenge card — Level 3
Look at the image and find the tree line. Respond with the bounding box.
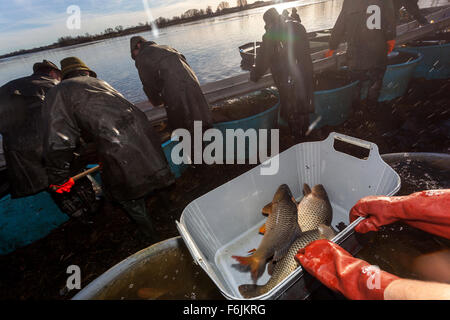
[1,0,273,59]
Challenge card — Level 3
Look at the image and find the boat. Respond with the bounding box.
[239,29,332,71]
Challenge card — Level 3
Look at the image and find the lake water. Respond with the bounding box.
[0,0,445,104]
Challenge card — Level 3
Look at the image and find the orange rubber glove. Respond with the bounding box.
[50,178,75,194]
[295,239,399,300]
[350,190,450,239]
[324,49,335,58]
[387,40,396,54]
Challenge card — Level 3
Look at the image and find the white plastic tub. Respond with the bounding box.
[176,132,401,300]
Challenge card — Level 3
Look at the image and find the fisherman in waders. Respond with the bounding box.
[394,0,429,25]
[325,0,396,112]
[251,8,315,142]
[130,36,213,135]
[0,60,98,218]
[42,57,175,243]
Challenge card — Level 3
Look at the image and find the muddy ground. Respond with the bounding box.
[0,77,448,300]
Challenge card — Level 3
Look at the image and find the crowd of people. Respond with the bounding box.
[0,0,447,299]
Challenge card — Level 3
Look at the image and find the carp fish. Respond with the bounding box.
[238,225,336,298]
[232,184,301,282]
[297,184,333,232]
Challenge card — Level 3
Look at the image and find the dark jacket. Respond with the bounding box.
[329,0,396,71]
[134,42,213,132]
[42,76,174,202]
[251,19,315,117]
[0,73,58,198]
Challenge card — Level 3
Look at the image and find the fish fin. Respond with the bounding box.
[239,284,263,299]
[267,260,276,276]
[318,224,337,240]
[259,223,266,235]
[311,184,329,200]
[273,244,290,262]
[303,183,312,196]
[232,254,266,282]
[273,227,302,262]
[262,203,272,216]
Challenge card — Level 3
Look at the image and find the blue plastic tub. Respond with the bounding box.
[162,95,280,175]
[161,139,188,179]
[360,51,422,102]
[0,192,68,255]
[279,72,358,129]
[0,165,101,255]
[398,41,450,80]
[311,80,359,129]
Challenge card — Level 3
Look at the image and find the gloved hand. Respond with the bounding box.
[350,190,450,239]
[386,40,396,54]
[295,239,399,300]
[50,178,75,194]
[324,49,335,58]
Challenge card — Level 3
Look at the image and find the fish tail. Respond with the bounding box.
[238,284,264,299]
[232,254,266,282]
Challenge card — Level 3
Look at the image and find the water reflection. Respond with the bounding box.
[0,0,444,104]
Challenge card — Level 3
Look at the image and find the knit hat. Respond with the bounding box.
[60,57,97,79]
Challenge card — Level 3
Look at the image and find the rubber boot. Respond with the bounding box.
[120,198,158,244]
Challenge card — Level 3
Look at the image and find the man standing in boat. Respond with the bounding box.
[393,0,429,25]
[250,8,315,142]
[325,0,396,110]
[130,36,213,134]
[42,57,175,243]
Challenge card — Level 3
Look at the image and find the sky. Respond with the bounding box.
[0,0,257,55]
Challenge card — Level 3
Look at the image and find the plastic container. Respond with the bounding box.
[0,165,101,255]
[72,236,224,300]
[0,191,69,255]
[161,139,188,179]
[311,80,359,129]
[176,132,401,300]
[213,100,280,163]
[397,36,450,80]
[162,96,280,177]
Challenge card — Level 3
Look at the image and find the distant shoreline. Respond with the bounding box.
[0,1,278,60]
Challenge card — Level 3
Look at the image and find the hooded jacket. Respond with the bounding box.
[134,41,213,132]
[329,0,396,71]
[42,76,174,202]
[0,73,58,198]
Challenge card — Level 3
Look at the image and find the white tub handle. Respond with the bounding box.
[327,132,381,161]
[176,221,206,268]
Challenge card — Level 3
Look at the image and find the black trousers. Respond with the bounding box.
[279,84,310,141]
[351,66,387,106]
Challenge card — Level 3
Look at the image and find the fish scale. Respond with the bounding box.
[297,184,332,232]
[239,227,335,298]
[263,191,301,261]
